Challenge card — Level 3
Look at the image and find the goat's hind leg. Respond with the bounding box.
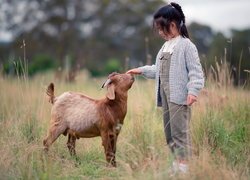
[43,123,66,152]
[67,134,76,156]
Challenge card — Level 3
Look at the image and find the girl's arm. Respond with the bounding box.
[127,46,163,79]
[138,65,157,79]
[185,42,205,97]
[126,65,156,79]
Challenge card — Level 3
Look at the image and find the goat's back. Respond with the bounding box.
[51,92,100,137]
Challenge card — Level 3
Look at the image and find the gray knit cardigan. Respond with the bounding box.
[138,37,204,106]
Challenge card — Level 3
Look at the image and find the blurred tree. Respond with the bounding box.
[189,22,214,55]
[1,0,249,82]
[208,29,250,85]
[0,0,165,76]
[230,29,250,83]
[208,32,228,65]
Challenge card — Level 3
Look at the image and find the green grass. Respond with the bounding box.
[0,71,249,179]
[203,104,249,166]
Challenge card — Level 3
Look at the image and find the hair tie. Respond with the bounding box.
[180,20,184,27]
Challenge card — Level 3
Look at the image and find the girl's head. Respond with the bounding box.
[153,2,189,40]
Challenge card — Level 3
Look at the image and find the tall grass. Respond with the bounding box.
[0,64,249,179]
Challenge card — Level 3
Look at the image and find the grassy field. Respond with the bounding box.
[0,71,249,180]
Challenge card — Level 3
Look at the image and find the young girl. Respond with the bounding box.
[127,2,204,173]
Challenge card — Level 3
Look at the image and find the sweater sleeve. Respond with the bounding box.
[137,46,163,79]
[185,42,205,96]
[138,64,156,79]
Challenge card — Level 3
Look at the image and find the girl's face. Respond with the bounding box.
[157,22,180,41]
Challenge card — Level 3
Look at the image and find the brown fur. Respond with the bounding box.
[43,73,134,167]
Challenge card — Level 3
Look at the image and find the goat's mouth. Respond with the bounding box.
[130,76,135,82]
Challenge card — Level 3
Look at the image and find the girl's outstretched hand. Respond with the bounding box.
[187,94,197,106]
[126,68,142,75]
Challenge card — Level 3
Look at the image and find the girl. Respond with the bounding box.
[127,2,204,173]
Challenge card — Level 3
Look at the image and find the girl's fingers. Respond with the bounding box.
[126,69,141,75]
[187,94,197,106]
[126,69,135,74]
[189,97,191,105]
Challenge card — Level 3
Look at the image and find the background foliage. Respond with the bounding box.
[0,0,249,81]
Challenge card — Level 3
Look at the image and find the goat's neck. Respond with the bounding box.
[106,92,128,121]
[108,92,127,107]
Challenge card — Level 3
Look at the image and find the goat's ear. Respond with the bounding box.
[106,84,115,100]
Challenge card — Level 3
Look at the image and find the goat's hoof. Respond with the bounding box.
[43,147,49,154]
[43,139,47,146]
[73,156,81,167]
[106,161,116,168]
[69,151,76,156]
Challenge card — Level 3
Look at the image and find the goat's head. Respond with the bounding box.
[102,72,135,100]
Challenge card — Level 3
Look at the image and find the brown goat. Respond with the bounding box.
[43,73,134,166]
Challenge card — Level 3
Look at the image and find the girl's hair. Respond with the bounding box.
[153,2,189,38]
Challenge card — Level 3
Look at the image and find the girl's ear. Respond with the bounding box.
[170,22,176,29]
[169,22,179,36]
[106,84,115,100]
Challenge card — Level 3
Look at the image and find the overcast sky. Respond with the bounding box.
[172,0,250,33]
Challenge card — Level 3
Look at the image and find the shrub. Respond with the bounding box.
[28,54,57,76]
[104,58,122,74]
[89,58,122,77]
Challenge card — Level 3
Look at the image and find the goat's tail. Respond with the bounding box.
[46,83,55,104]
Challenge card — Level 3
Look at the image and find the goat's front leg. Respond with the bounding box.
[67,134,76,156]
[101,131,117,167]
